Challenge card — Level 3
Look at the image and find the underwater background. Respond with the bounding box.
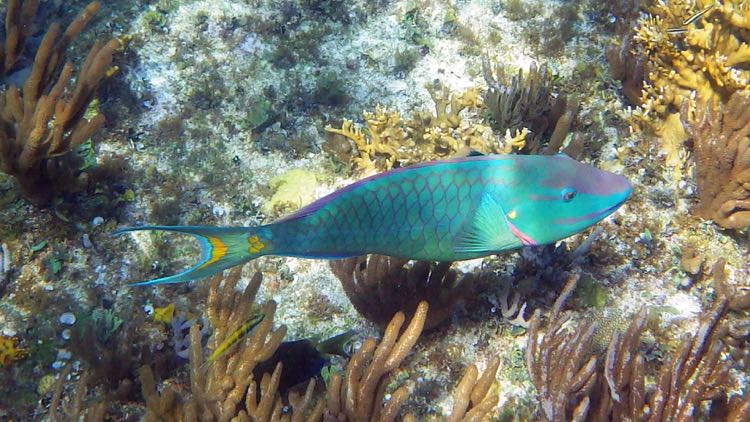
[0,0,749,420]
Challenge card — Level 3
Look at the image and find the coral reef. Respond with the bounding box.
[482,61,577,155]
[324,301,428,421]
[140,268,286,421]
[526,273,596,421]
[439,356,501,422]
[329,254,474,330]
[681,91,750,229]
[605,0,645,106]
[49,364,106,422]
[324,81,499,174]
[526,268,750,422]
[635,0,750,118]
[0,1,119,203]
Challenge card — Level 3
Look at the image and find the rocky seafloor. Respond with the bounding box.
[0,0,748,420]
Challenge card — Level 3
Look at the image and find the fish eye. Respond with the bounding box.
[561,188,577,202]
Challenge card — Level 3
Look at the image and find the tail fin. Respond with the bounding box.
[113,225,263,286]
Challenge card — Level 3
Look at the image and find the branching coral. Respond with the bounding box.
[606,0,645,105]
[0,0,39,75]
[0,334,27,367]
[323,301,428,421]
[681,91,750,229]
[329,254,474,330]
[49,364,106,422]
[526,266,750,422]
[0,1,119,203]
[442,356,501,422]
[325,81,499,174]
[140,268,288,421]
[482,60,577,154]
[635,0,750,118]
[526,273,598,422]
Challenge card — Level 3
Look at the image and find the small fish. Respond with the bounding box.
[115,154,631,286]
[253,330,356,395]
[667,5,713,35]
[202,312,264,369]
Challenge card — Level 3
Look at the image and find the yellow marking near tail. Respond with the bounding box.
[507,210,517,220]
[198,236,228,269]
[248,235,265,254]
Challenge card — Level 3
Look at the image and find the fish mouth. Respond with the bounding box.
[553,188,631,226]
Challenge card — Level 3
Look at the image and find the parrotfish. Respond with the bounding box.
[115,154,631,286]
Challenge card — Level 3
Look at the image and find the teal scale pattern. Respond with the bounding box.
[266,159,513,261]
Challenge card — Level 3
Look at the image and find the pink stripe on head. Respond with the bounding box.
[507,220,537,246]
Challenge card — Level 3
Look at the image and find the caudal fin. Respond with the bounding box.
[113,225,265,286]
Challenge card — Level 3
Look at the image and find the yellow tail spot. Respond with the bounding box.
[248,235,265,254]
[507,210,517,220]
[199,236,228,269]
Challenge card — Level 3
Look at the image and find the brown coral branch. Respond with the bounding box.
[0,1,118,203]
[0,0,40,74]
[324,301,428,422]
[50,363,107,422]
[330,254,473,330]
[526,272,599,422]
[682,91,750,229]
[446,357,500,422]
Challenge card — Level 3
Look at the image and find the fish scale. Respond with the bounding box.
[266,161,490,261]
[115,154,632,286]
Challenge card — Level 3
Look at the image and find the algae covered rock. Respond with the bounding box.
[261,168,319,217]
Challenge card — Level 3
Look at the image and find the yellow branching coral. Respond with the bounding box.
[325,81,502,174]
[635,0,750,119]
[0,335,28,367]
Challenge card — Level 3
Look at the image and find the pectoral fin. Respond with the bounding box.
[454,193,523,254]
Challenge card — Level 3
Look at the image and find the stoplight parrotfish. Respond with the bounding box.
[115,154,631,286]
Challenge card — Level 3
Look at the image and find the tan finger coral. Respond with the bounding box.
[0,1,119,203]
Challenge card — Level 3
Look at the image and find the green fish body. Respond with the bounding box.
[115,154,631,286]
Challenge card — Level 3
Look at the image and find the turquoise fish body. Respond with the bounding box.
[115,154,631,286]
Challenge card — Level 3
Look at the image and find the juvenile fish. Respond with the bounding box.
[115,154,631,286]
[202,313,264,369]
